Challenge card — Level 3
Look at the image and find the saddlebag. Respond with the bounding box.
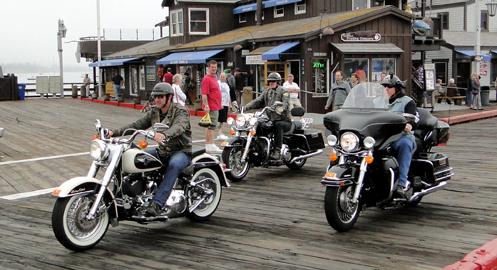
[303,129,325,150]
[410,152,453,183]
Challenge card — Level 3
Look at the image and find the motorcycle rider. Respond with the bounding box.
[382,75,420,198]
[107,83,192,217]
[243,72,291,160]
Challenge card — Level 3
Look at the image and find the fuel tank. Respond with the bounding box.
[122,148,163,173]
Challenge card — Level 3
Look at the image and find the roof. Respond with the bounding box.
[407,0,468,6]
[162,0,239,7]
[176,6,411,51]
[105,37,172,59]
[331,43,404,54]
[443,31,497,48]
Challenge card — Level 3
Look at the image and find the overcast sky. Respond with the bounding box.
[0,0,168,71]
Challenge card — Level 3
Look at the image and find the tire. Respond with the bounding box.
[222,146,250,182]
[52,194,109,251]
[324,186,360,232]
[186,168,222,221]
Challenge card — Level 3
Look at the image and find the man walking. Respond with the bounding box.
[201,60,223,153]
[325,70,351,111]
[111,72,124,100]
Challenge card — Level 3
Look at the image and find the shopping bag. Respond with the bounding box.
[198,113,212,128]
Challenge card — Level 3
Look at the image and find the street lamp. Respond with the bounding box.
[319,13,334,39]
[474,1,497,74]
[57,19,67,98]
[232,29,256,70]
[487,1,497,17]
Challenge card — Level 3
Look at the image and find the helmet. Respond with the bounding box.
[267,72,282,82]
[151,83,173,96]
[381,75,406,89]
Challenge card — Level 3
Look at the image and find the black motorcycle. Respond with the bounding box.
[221,102,325,181]
[321,83,453,232]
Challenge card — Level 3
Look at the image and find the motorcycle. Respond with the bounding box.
[321,83,453,232]
[51,120,229,251]
[221,102,325,182]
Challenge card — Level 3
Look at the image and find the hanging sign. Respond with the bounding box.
[341,31,381,42]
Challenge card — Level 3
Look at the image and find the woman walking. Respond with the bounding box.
[172,74,186,106]
[470,72,482,110]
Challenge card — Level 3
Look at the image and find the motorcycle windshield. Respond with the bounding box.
[342,82,389,110]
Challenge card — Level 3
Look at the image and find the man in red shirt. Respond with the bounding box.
[163,67,174,84]
[201,60,222,153]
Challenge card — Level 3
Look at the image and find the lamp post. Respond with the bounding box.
[474,0,497,74]
[57,19,67,98]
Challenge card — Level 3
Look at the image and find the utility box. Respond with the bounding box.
[36,76,61,95]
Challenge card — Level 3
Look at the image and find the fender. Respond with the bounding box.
[192,154,231,187]
[221,137,246,148]
[321,166,355,187]
[52,176,118,218]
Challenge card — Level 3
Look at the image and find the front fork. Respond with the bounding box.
[241,133,254,161]
[351,151,372,204]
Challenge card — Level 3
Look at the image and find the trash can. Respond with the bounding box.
[17,83,26,100]
[481,86,490,106]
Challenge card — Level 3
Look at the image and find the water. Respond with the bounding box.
[16,71,93,85]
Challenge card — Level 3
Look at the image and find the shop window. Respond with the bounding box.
[434,62,447,84]
[139,65,145,90]
[170,10,183,37]
[311,59,328,94]
[239,13,246,23]
[264,61,286,86]
[189,8,209,35]
[274,6,284,18]
[372,58,396,82]
[344,58,369,84]
[295,1,306,14]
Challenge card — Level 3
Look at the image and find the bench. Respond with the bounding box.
[436,96,466,106]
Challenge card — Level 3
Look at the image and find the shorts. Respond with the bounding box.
[218,106,228,123]
[289,98,302,109]
[208,110,219,130]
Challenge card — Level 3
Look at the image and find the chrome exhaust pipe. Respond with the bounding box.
[289,149,323,163]
[408,181,447,202]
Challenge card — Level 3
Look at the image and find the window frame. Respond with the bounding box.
[295,1,306,14]
[170,9,184,37]
[274,6,284,18]
[481,10,488,31]
[239,13,246,23]
[189,7,209,35]
[352,0,370,10]
[441,12,449,30]
[139,65,145,91]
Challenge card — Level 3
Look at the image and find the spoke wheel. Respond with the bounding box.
[52,194,109,251]
[186,168,222,221]
[324,186,360,232]
[222,146,250,182]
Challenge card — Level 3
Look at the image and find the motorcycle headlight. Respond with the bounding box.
[363,136,376,149]
[236,115,247,128]
[249,117,257,126]
[340,132,359,152]
[327,135,338,147]
[90,140,109,161]
[226,117,234,125]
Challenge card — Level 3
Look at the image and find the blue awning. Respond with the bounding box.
[261,42,300,60]
[264,0,302,8]
[456,50,491,61]
[89,58,136,67]
[233,3,257,14]
[156,49,224,65]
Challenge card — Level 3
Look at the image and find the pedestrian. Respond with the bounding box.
[157,67,164,83]
[183,72,194,105]
[216,72,232,141]
[201,60,223,153]
[470,72,482,110]
[380,72,387,83]
[225,68,237,105]
[83,74,91,97]
[163,67,173,84]
[111,72,124,100]
[466,75,475,108]
[106,83,192,217]
[446,78,458,97]
[235,67,245,104]
[282,74,301,110]
[325,70,351,111]
[350,73,359,88]
[172,74,186,106]
[247,69,255,89]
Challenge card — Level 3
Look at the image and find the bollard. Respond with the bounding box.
[133,96,141,104]
[117,94,124,103]
[72,85,78,98]
[80,86,87,98]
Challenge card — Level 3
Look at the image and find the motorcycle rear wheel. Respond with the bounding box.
[52,194,109,251]
[324,186,359,232]
[222,146,250,182]
[186,168,222,221]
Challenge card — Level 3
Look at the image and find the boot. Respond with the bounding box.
[270,147,281,160]
[144,202,162,217]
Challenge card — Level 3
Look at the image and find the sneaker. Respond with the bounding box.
[216,134,228,141]
[144,202,162,217]
[206,144,223,154]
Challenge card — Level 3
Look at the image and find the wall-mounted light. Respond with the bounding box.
[487,1,497,17]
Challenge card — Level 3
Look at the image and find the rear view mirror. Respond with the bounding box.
[153,123,170,132]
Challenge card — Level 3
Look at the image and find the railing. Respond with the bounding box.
[23,82,95,98]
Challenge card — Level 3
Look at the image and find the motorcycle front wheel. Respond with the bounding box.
[52,194,109,251]
[186,168,222,221]
[222,146,250,182]
[324,186,359,232]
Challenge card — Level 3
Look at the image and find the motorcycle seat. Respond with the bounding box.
[414,108,438,140]
[291,106,306,117]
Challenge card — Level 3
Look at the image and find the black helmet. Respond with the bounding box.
[267,72,282,82]
[151,83,174,96]
[381,75,406,89]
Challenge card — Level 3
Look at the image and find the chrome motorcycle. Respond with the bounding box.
[51,120,229,251]
[321,83,453,232]
[221,102,324,182]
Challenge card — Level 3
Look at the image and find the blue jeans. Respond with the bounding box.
[114,84,121,99]
[392,134,415,187]
[147,150,191,207]
[465,89,474,106]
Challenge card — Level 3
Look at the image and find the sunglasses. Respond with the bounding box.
[154,95,165,99]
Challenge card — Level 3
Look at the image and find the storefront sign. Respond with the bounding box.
[313,52,327,57]
[341,31,381,42]
[246,55,267,65]
[146,66,156,81]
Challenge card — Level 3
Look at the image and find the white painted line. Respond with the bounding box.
[0,152,89,166]
[0,188,56,200]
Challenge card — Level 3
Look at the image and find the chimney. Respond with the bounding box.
[256,0,262,26]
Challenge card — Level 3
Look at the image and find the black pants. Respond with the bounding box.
[273,120,292,148]
[184,89,193,104]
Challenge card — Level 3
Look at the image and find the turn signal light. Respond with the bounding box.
[324,173,336,178]
[52,189,61,196]
[250,130,256,136]
[365,155,374,164]
[229,129,234,135]
[221,141,228,146]
[138,140,148,149]
[92,135,99,140]
[329,153,338,161]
